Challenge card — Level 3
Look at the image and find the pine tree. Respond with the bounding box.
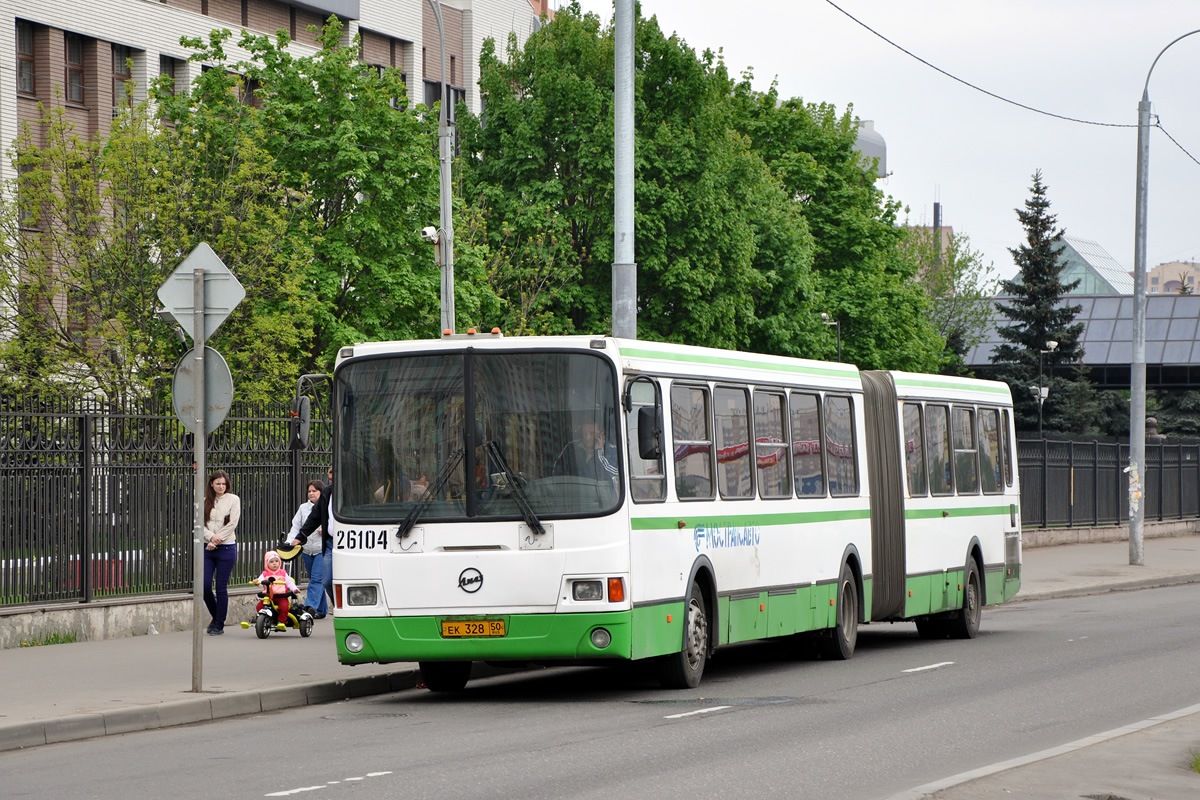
[990,171,1095,435]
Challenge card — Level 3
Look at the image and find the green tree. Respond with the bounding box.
[899,226,998,373]
[459,5,816,353]
[171,21,496,373]
[990,170,1094,434]
[0,90,309,403]
[728,78,942,370]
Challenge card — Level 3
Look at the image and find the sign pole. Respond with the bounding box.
[192,268,206,692]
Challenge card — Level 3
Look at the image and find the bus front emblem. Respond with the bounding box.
[458,568,483,593]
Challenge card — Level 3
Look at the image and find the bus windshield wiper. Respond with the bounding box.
[484,440,545,535]
[397,447,463,540]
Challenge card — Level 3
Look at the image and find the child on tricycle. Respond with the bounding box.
[241,550,313,638]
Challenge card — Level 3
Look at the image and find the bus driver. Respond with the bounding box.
[553,422,618,482]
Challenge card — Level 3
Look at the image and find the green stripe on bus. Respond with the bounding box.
[904,505,1014,520]
[618,346,857,379]
[892,376,1010,395]
[632,508,872,530]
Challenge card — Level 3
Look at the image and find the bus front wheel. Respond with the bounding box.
[659,581,708,689]
[419,661,472,692]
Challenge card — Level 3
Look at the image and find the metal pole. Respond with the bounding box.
[612,0,637,339]
[1131,30,1200,566]
[191,269,206,692]
[428,0,454,333]
[1037,351,1044,440]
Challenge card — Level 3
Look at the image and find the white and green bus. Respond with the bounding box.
[327,334,1022,690]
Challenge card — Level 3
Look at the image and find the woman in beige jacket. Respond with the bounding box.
[202,469,240,634]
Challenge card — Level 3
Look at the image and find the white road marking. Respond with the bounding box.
[665,705,731,719]
[902,661,956,673]
[266,771,393,796]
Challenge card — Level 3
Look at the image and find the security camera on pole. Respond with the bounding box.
[157,242,244,693]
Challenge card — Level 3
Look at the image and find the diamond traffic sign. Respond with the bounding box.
[156,242,245,341]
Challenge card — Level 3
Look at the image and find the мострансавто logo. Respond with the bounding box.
[693,525,761,552]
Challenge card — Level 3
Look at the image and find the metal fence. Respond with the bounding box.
[0,396,330,608]
[4,395,1197,610]
[1017,438,1200,528]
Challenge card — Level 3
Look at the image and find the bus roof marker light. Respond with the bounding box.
[589,339,606,349]
[442,329,452,336]
[490,327,502,335]
[467,327,477,335]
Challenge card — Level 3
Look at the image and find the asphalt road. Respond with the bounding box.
[6,584,1200,800]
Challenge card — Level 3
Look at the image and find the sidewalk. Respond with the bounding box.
[3,536,1200,800]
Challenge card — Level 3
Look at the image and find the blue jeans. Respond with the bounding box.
[203,543,237,630]
[301,540,333,614]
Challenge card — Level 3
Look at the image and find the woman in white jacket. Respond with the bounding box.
[289,478,328,618]
[202,469,240,634]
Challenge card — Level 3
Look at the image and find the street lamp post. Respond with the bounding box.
[1036,340,1058,439]
[820,313,842,361]
[427,0,455,334]
[1130,29,1200,566]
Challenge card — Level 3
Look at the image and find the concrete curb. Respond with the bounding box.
[1012,572,1200,603]
[0,667,422,753]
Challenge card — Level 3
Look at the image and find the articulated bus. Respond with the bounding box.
[326,333,1022,690]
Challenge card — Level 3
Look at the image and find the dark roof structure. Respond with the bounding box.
[965,294,1200,389]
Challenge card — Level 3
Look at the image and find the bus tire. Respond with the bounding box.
[822,562,858,660]
[950,560,981,640]
[658,581,708,689]
[419,661,472,692]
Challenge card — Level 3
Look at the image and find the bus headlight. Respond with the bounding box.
[345,633,365,653]
[572,580,603,601]
[590,628,612,649]
[347,586,377,606]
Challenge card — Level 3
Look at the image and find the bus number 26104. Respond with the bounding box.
[336,530,388,550]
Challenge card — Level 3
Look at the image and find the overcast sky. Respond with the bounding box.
[567,0,1200,282]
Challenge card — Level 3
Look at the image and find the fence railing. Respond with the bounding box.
[1,397,330,608]
[4,395,1197,610]
[1017,438,1200,528]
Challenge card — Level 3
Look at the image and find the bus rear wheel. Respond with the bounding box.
[419,661,472,692]
[949,560,981,640]
[659,581,708,689]
[821,562,858,660]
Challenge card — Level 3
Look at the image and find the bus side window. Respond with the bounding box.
[928,405,952,496]
[790,391,824,497]
[671,384,714,500]
[952,406,979,495]
[754,390,791,499]
[714,386,753,499]
[1001,409,1014,487]
[626,380,666,502]
[825,395,858,496]
[903,402,927,497]
[979,408,1002,494]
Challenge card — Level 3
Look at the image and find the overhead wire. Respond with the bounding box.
[822,0,1200,166]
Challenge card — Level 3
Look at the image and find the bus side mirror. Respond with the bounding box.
[637,406,660,460]
[291,396,311,450]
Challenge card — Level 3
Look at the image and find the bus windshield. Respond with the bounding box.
[335,349,621,523]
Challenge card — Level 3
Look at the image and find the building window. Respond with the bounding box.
[17,21,35,95]
[450,54,456,85]
[66,34,85,104]
[113,45,133,114]
[159,55,178,95]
